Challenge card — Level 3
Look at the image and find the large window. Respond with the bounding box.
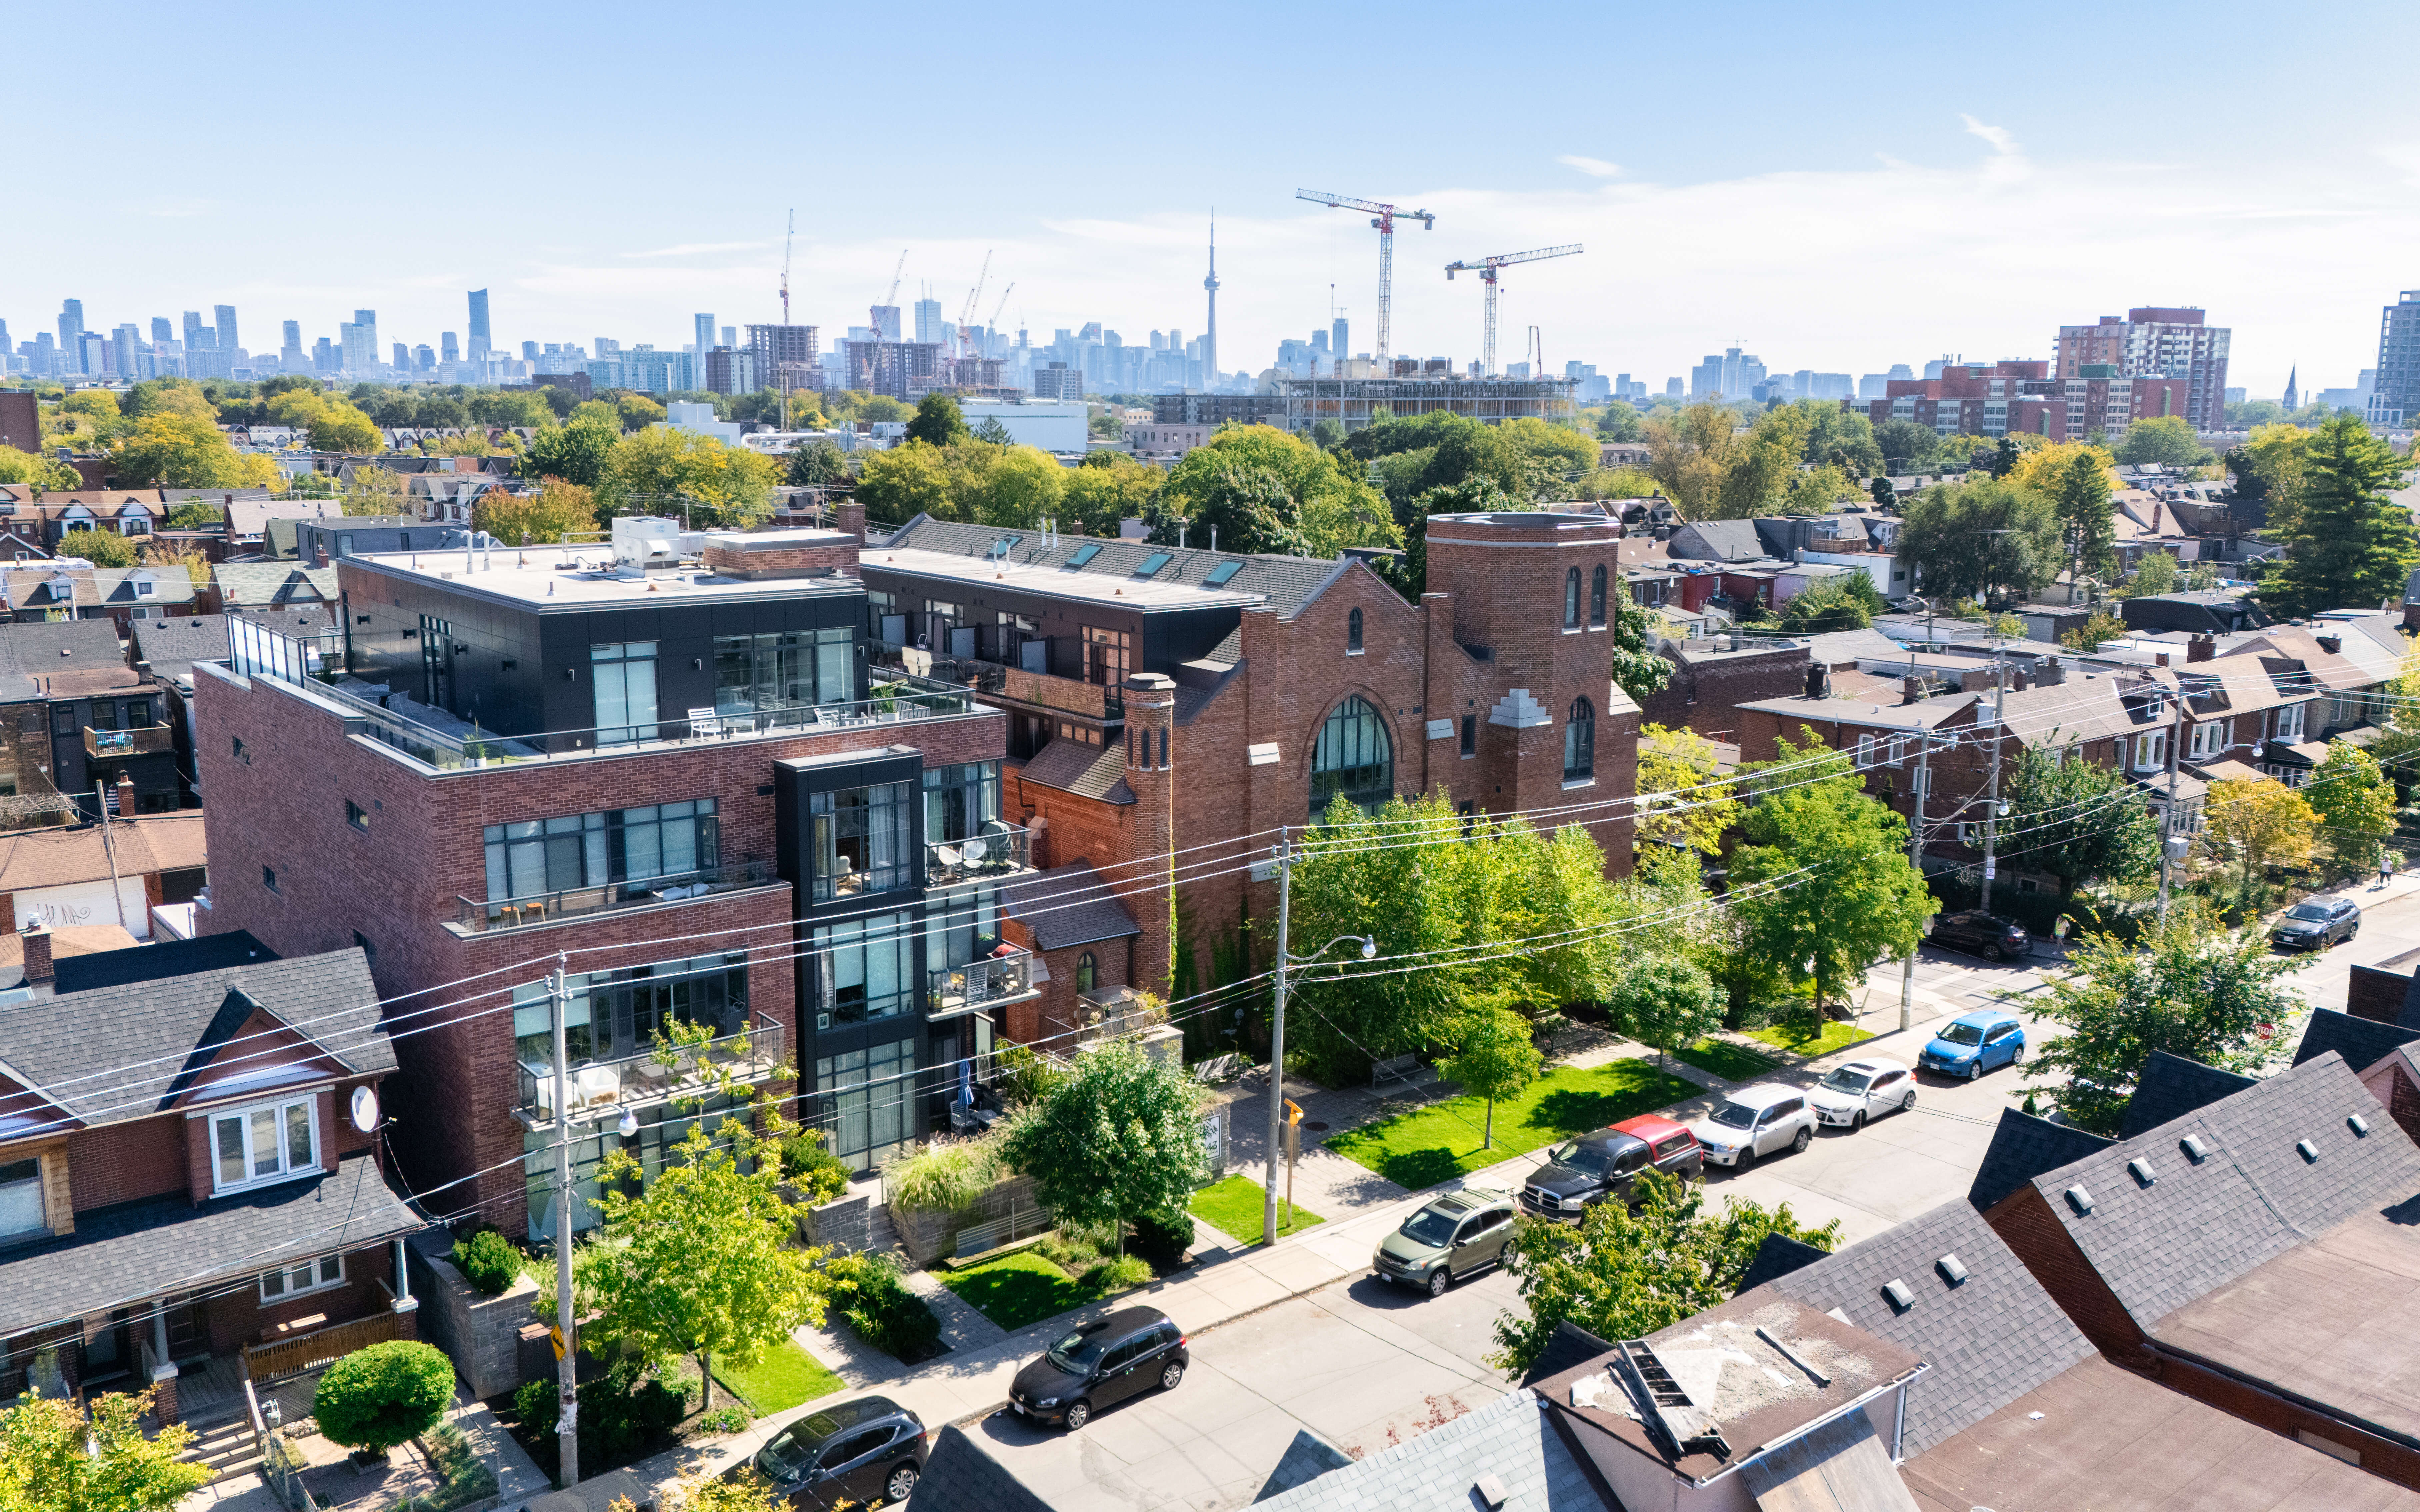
[714,629,854,714]
[260,1254,344,1303]
[510,952,749,1069]
[1311,696,1393,814]
[1564,697,1595,781]
[924,762,1001,847]
[1563,568,1582,629]
[1589,566,1607,628]
[0,1158,44,1240]
[926,884,1000,976]
[816,1039,918,1169]
[592,641,658,745]
[811,782,912,900]
[1082,626,1129,687]
[211,1097,317,1194]
[484,801,719,905]
[814,911,917,1029]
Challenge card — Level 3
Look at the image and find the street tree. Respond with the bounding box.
[522,419,619,488]
[1060,451,1165,538]
[2024,909,2305,1134]
[1871,417,1938,475]
[0,1390,210,1512]
[960,444,1068,527]
[1607,956,1723,1072]
[2199,777,2319,902]
[1488,1172,1839,1377]
[2122,550,2179,597]
[1636,723,1738,856]
[2003,744,2161,902]
[2259,414,2417,620]
[997,1037,1208,1249]
[343,464,407,518]
[585,1118,829,1412]
[1730,731,1936,1009]
[475,478,597,544]
[2305,741,2397,877]
[1436,1002,1543,1148]
[1895,478,2059,604]
[904,392,970,448]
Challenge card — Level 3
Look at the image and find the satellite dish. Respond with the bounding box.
[350,1085,380,1134]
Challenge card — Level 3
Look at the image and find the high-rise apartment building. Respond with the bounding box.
[313,336,337,374]
[522,341,539,362]
[281,320,305,370]
[1031,362,1085,401]
[705,348,757,395]
[112,324,141,380]
[1332,317,1349,366]
[2371,290,2420,428]
[58,300,84,369]
[721,326,737,350]
[1690,347,1764,401]
[340,311,378,375]
[150,317,172,345]
[693,314,716,361]
[467,289,491,358]
[441,332,460,365]
[183,312,209,351]
[746,325,818,394]
[2055,307,2229,431]
[414,344,435,371]
[214,304,239,357]
[913,299,944,347]
[393,342,411,370]
[868,306,901,343]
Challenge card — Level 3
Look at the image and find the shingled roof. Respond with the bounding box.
[1967,1108,2116,1213]
[1014,740,1132,803]
[2116,1050,2258,1140]
[2293,1007,2420,1071]
[1003,863,1142,952]
[1249,1387,1609,1511]
[0,618,126,701]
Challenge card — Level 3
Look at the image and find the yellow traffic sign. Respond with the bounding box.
[550,1325,567,1362]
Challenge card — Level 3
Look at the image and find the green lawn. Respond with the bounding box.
[1189,1174,1325,1246]
[1325,1058,1700,1190]
[713,1340,842,1414]
[939,1250,1105,1332]
[1744,1020,1877,1058]
[1669,1038,1783,1083]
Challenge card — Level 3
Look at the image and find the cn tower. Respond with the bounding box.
[1202,216,1218,390]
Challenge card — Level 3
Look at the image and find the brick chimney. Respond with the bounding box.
[2155,652,2171,667]
[837,501,866,543]
[1901,675,1926,705]
[1118,673,1179,997]
[2315,634,2342,655]
[2188,634,2216,662]
[114,772,135,813]
[2010,665,2031,692]
[22,924,53,985]
[314,544,331,568]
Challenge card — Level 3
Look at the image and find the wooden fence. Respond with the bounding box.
[242,1311,401,1384]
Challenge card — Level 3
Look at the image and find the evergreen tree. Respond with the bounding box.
[2259,414,2416,619]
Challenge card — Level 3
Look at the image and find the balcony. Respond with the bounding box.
[515,1009,787,1129]
[925,822,1033,888]
[456,857,776,933]
[871,639,1122,719]
[929,944,1038,1018]
[85,724,174,757]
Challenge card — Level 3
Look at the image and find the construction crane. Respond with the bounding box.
[1444,244,1582,376]
[988,282,1015,332]
[1295,189,1436,372]
[872,249,907,338]
[955,250,992,358]
[780,209,794,325]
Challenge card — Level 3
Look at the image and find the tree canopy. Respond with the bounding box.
[476,478,598,544]
[997,1038,1208,1244]
[2305,741,2397,877]
[2113,415,2211,468]
[108,412,280,488]
[2002,743,2159,901]
[0,1390,210,1512]
[2257,414,2416,620]
[522,418,619,488]
[2198,777,2319,902]
[904,393,970,448]
[1164,424,1396,557]
[1895,477,2060,604]
[1636,723,1738,856]
[599,426,778,524]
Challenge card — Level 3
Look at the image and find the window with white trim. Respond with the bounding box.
[210,1096,318,1194]
[1853,734,1876,769]
[2134,731,2166,773]
[1887,736,1906,766]
[259,1253,344,1302]
[2274,703,2305,742]
[2189,720,2224,759]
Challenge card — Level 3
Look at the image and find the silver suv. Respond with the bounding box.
[1371,1189,1516,1299]
[1689,1083,1817,1168]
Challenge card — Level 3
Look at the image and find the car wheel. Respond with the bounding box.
[2008,1044,2023,1067]
[885,1463,921,1502]
[1427,1267,1450,1299]
[1983,943,2005,962]
[1160,1360,1186,1392]
[1791,1126,1812,1154]
[1734,1143,1756,1169]
[1966,1060,1981,1081]
[1850,1111,1866,1132]
[1063,1400,1091,1432]
[1901,1091,1916,1113]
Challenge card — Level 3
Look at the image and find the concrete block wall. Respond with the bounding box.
[407,1244,540,1401]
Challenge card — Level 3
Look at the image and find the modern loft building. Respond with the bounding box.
[2055,306,2231,431]
[191,518,1034,1233]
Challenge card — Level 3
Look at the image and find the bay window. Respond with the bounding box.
[211,1096,318,1193]
[2135,731,2167,773]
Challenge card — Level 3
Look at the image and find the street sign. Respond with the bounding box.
[550,1325,567,1362]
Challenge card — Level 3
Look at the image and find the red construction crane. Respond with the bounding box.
[1444,245,1582,377]
[1295,189,1436,372]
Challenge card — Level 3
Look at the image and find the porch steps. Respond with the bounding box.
[180,1415,263,1486]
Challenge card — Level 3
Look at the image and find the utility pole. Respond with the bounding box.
[2157,684,2184,925]
[1264,830,1292,1249]
[549,954,580,1488]
[1900,732,1934,1033]
[1980,640,2006,913]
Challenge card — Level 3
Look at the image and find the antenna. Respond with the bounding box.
[780,209,794,325]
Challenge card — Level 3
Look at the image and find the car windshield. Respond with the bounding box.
[1709,1101,1758,1129]
[1546,1142,1613,1175]
[1938,1022,1985,1046]
[1400,1207,1462,1247]
[758,1414,844,1478]
[2287,903,2332,921]
[1044,1328,1110,1374]
[1821,1068,1874,1093]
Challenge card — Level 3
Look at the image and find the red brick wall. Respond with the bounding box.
[2150,1350,2420,1491]
[1984,1185,2150,1364]
[1637,645,1809,740]
[2388,1067,2420,1149]
[702,541,858,576]
[64,1118,190,1213]
[204,1239,398,1357]
[2348,965,2412,1025]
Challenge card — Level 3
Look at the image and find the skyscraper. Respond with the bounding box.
[693,314,716,359]
[214,304,239,356]
[1202,219,1219,387]
[721,326,736,349]
[912,298,944,346]
[393,342,410,370]
[112,324,140,380]
[522,341,539,362]
[2372,291,2420,426]
[281,321,304,370]
[467,289,491,359]
[441,332,460,364]
[58,301,84,369]
[183,312,209,351]
[1331,316,1349,366]
[152,317,173,345]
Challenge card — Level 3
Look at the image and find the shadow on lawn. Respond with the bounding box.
[944,1258,1100,1332]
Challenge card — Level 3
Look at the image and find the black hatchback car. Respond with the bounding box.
[1929,910,2031,961]
[2273,897,2360,950]
[1518,1118,1703,1220]
[740,1395,925,1509]
[1007,1306,1188,1431]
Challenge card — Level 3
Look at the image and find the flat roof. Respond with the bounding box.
[342,544,861,611]
[866,544,1263,611]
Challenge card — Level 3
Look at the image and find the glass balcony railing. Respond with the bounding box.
[456,857,776,932]
[929,945,1036,1017]
[870,638,1122,718]
[924,822,1032,887]
[85,724,175,757]
[515,1010,787,1127]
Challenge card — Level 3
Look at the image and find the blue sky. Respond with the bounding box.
[13,1,2419,396]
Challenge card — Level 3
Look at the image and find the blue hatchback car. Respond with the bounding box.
[1920,1011,2024,1080]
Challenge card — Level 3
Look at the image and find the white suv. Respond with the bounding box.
[1689,1083,1817,1168]
[1807,1057,1915,1131]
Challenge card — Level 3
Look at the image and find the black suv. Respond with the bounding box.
[739,1395,925,1508]
[1519,1121,1702,1220]
[2273,897,2360,950]
[1008,1306,1188,1431]
[1928,910,2031,962]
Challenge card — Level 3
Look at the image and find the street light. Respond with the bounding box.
[1263,827,1377,1247]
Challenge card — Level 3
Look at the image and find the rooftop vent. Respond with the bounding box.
[1935,1254,1969,1287]
[2349,1114,2371,1137]
[2128,1157,2157,1187]
[1882,1279,1915,1312]
[2065,1184,2095,1215]
[2297,1139,2320,1163]
[1473,1473,1509,1510]
[2180,1134,2209,1163]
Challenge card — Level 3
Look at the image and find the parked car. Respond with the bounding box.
[1689,1084,1817,1168]
[1919,1011,2025,1080]
[1518,1115,1703,1219]
[2272,897,2360,951]
[743,1394,926,1508]
[1807,1057,1916,1130]
[1929,910,2032,961]
[1007,1306,1188,1432]
[1372,1188,1517,1298]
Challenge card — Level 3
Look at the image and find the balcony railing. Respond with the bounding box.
[929,944,1037,1017]
[456,857,776,932]
[516,1010,787,1127]
[924,822,1032,887]
[871,638,1122,718]
[85,724,174,757]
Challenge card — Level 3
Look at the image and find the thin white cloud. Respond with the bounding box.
[1557,155,1622,178]
[618,241,768,259]
[1959,113,2029,185]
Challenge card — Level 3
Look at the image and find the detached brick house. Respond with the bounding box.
[0,944,418,1427]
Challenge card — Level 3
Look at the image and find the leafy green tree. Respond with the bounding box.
[2003,744,2159,902]
[1389,475,1508,600]
[997,1038,1207,1251]
[853,439,951,522]
[2048,449,2117,597]
[600,427,778,524]
[1437,1003,1542,1148]
[2306,742,2397,877]
[0,445,79,489]
[1144,464,1310,556]
[1488,1172,1840,1376]
[2199,777,2319,905]
[56,528,137,568]
[2121,550,2178,597]
[1164,424,1395,557]
[586,1119,830,1411]
[522,419,619,488]
[2259,414,2417,619]
[1869,475,1895,508]
[1796,401,1882,476]
[1775,574,1879,633]
[1607,956,1723,1072]
[1872,418,1938,475]
[2114,415,2211,468]
[905,393,970,448]
[1061,451,1164,538]
[784,438,849,487]
[1896,478,2060,604]
[1637,724,1738,856]
[467,391,554,429]
[163,501,222,530]
[570,399,624,431]
[476,478,597,544]
[2058,610,2127,652]
[1607,575,1675,705]
[1731,731,1936,1008]
[960,444,1066,527]
[615,393,667,430]
[109,412,280,488]
[1595,400,1644,442]
[2024,911,2305,1134]
[312,1340,455,1455]
[0,1390,210,1512]
[1309,418,1348,451]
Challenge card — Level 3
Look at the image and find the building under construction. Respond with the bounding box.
[1279,374,1577,433]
